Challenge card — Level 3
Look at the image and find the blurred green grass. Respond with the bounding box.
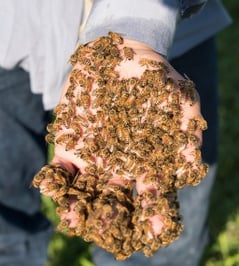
[200,1,239,265]
[43,2,239,266]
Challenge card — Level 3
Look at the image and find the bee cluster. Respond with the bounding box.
[33,32,208,260]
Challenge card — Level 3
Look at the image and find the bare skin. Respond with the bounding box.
[33,34,208,259]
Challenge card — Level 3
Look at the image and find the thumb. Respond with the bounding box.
[32,155,78,201]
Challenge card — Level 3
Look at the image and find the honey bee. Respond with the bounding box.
[108,56,122,68]
[196,116,208,130]
[69,99,77,114]
[96,55,111,70]
[115,92,130,108]
[74,114,89,128]
[109,225,122,240]
[158,90,170,103]
[65,135,80,151]
[188,133,199,145]
[92,94,105,109]
[144,190,156,201]
[78,74,93,90]
[75,220,87,236]
[131,88,140,99]
[59,112,72,129]
[139,58,167,71]
[73,44,85,55]
[144,207,155,219]
[70,121,82,135]
[114,149,126,160]
[69,53,78,65]
[186,119,197,133]
[78,44,94,55]
[198,163,209,178]
[150,239,162,253]
[142,70,155,84]
[96,110,105,121]
[124,95,136,109]
[178,79,199,105]
[79,56,92,67]
[92,40,104,52]
[108,32,123,44]
[46,122,56,134]
[123,153,138,170]
[101,203,113,219]
[169,91,180,105]
[108,107,118,121]
[76,91,91,108]
[145,172,160,184]
[153,61,169,72]
[69,74,77,86]
[103,93,114,109]
[138,76,148,88]
[54,170,69,185]
[174,131,188,146]
[93,36,112,50]
[131,234,144,251]
[100,147,111,158]
[91,220,103,230]
[116,107,127,122]
[45,133,55,144]
[56,205,69,216]
[175,177,187,189]
[55,133,73,145]
[96,77,106,87]
[86,112,96,123]
[122,46,135,60]
[99,67,119,79]
[161,133,173,145]
[92,51,104,60]
[109,46,121,58]
[116,125,131,143]
[139,58,152,68]
[193,148,202,162]
[165,77,177,92]
[114,238,124,253]
[57,219,70,231]
[85,164,97,175]
[114,189,128,202]
[186,169,199,185]
[52,186,69,202]
[84,137,99,153]
[108,156,124,168]
[67,187,83,197]
[32,172,45,188]
[53,103,67,116]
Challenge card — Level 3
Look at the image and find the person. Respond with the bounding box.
[0,1,231,266]
[0,1,84,265]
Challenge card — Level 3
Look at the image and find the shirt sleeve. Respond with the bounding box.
[79,0,180,57]
[79,0,207,57]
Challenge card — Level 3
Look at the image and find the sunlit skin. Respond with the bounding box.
[33,34,208,259]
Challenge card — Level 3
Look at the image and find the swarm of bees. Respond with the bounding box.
[33,32,208,260]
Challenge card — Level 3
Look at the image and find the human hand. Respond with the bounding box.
[33,32,208,259]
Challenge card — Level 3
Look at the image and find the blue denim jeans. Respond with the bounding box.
[93,37,218,266]
[0,67,52,266]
